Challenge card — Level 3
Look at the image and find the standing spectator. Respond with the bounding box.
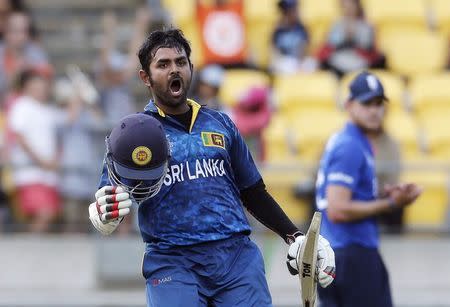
[7,67,61,233]
[96,8,151,126]
[192,64,226,111]
[53,76,107,233]
[0,0,12,42]
[0,10,48,102]
[270,0,316,74]
[315,71,421,307]
[317,0,384,77]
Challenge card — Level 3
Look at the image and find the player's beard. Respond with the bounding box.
[150,74,191,109]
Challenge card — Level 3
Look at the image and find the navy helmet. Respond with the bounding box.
[105,113,170,204]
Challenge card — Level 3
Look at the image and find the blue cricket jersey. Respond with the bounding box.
[99,99,261,249]
[315,122,379,249]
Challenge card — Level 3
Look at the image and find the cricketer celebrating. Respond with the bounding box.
[89,28,335,307]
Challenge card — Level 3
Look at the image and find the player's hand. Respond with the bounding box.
[387,183,422,208]
[88,186,132,235]
[92,186,132,223]
[287,235,336,288]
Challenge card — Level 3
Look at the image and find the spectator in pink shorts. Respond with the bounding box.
[7,67,61,233]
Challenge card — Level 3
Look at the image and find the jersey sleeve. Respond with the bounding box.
[326,140,364,190]
[224,115,262,190]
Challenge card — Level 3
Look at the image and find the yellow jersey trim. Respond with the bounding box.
[187,99,201,133]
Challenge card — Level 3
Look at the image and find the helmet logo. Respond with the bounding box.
[132,146,152,166]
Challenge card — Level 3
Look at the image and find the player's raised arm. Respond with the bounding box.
[88,113,170,235]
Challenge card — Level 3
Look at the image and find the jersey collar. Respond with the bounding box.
[144,99,202,133]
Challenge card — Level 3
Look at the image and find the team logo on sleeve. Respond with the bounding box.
[201,132,225,149]
[132,146,152,166]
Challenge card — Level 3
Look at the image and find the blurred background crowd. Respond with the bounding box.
[1,0,450,236]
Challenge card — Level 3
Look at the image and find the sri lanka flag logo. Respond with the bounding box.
[201,132,225,149]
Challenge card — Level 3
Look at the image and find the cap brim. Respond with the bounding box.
[113,161,166,181]
[351,91,388,104]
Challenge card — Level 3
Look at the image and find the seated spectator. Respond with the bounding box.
[232,86,272,162]
[196,0,250,68]
[7,67,61,233]
[270,0,317,74]
[192,64,226,112]
[0,10,48,102]
[317,0,385,77]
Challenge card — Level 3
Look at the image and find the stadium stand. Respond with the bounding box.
[402,171,450,227]
[300,0,339,52]
[244,0,279,67]
[379,29,447,78]
[429,0,450,38]
[219,69,271,107]
[10,0,450,229]
[274,71,339,120]
[363,0,428,34]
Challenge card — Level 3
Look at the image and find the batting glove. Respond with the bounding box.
[287,235,336,288]
[88,186,132,235]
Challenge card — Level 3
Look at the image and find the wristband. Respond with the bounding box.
[285,230,304,244]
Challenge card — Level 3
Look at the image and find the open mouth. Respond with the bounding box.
[169,78,183,97]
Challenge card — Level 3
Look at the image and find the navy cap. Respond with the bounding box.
[107,113,169,181]
[348,71,388,103]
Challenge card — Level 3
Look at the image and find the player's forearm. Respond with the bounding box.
[241,179,301,243]
[327,198,392,223]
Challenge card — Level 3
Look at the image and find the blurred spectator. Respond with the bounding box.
[193,64,227,111]
[317,0,385,77]
[232,86,272,162]
[196,0,250,68]
[0,10,48,102]
[54,73,107,233]
[0,0,12,41]
[270,0,317,74]
[0,0,27,41]
[7,67,61,233]
[96,8,151,126]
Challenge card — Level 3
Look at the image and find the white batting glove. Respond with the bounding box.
[88,186,132,235]
[287,235,336,288]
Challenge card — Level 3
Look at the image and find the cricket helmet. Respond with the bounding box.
[105,113,170,204]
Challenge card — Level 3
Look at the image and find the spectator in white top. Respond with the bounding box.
[7,67,61,233]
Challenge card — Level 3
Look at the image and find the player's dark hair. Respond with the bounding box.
[138,28,192,74]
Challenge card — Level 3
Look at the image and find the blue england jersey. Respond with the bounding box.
[315,122,379,249]
[99,99,261,248]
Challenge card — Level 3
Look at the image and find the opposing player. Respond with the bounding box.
[89,28,335,307]
[315,71,422,307]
